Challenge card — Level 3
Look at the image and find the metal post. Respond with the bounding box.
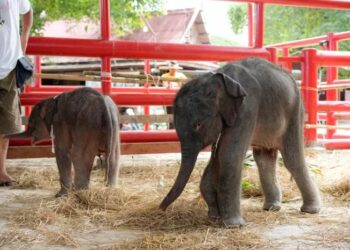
[144,60,151,131]
[34,56,42,87]
[100,0,111,95]
[24,55,42,118]
[254,2,264,48]
[326,32,338,139]
[248,3,254,47]
[267,47,278,64]
[281,48,292,71]
[302,49,318,144]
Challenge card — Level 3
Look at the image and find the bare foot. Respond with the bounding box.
[0,173,16,186]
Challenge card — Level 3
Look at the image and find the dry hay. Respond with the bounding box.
[0,225,80,249]
[1,163,275,249]
[111,229,270,250]
[2,186,275,249]
[321,178,350,201]
[7,167,58,190]
[1,151,349,249]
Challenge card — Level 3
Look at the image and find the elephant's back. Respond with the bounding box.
[226,58,302,148]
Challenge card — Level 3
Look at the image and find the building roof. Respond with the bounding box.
[40,9,213,69]
[42,8,210,45]
[123,8,210,44]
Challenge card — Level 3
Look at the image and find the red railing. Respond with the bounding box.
[265,27,350,148]
[219,0,350,10]
[9,0,350,156]
[302,49,350,149]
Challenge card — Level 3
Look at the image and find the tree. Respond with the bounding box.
[227,4,350,48]
[228,4,350,79]
[29,0,163,35]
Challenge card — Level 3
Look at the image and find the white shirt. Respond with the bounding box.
[0,0,31,79]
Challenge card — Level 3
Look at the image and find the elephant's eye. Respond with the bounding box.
[194,122,202,131]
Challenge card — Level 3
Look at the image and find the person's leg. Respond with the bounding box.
[0,70,22,185]
[0,135,15,184]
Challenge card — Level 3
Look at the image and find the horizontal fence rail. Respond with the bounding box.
[27,37,271,62]
[218,0,350,10]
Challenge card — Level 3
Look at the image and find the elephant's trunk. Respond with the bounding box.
[159,147,199,210]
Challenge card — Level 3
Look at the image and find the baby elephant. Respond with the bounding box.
[10,87,120,197]
[160,58,321,227]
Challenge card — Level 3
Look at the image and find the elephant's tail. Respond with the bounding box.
[103,96,120,187]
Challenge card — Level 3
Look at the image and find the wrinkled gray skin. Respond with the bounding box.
[159,58,321,227]
[9,87,120,197]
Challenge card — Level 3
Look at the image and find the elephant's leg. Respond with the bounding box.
[72,148,95,190]
[200,151,220,219]
[280,122,321,214]
[216,126,253,227]
[253,148,282,211]
[55,147,72,197]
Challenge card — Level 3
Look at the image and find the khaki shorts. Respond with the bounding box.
[0,70,23,135]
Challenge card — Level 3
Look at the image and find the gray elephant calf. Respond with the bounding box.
[160,58,321,227]
[10,87,120,197]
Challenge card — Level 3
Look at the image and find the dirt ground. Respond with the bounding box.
[0,149,349,249]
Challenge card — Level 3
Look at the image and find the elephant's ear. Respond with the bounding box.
[214,72,247,126]
[39,98,57,132]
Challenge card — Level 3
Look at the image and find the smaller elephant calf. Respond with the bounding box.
[9,87,120,196]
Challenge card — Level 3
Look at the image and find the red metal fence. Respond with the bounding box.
[269,29,350,149]
[8,0,350,158]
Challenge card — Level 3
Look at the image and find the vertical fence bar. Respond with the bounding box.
[281,48,293,71]
[24,55,42,118]
[248,3,254,47]
[100,0,112,95]
[101,57,112,94]
[144,60,151,131]
[302,49,318,144]
[254,2,264,48]
[326,32,338,139]
[34,55,42,88]
[267,47,278,64]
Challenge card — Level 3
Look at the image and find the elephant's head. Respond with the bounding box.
[159,72,247,210]
[7,97,57,144]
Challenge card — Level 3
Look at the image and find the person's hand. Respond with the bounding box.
[20,33,29,53]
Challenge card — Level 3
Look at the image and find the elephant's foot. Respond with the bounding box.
[74,182,89,191]
[263,201,282,211]
[301,202,321,214]
[208,208,220,220]
[55,189,68,198]
[107,180,117,188]
[221,216,245,228]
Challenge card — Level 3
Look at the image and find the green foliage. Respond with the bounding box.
[241,179,252,190]
[210,35,240,46]
[29,0,163,35]
[228,4,247,34]
[227,4,350,49]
